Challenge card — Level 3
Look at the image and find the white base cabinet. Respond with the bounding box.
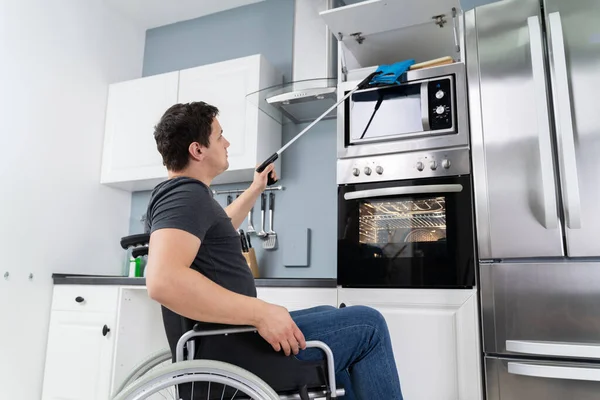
[100,54,283,192]
[42,285,483,400]
[338,288,483,400]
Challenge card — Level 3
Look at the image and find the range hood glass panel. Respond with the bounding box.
[246,78,337,124]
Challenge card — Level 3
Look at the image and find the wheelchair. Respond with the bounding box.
[113,234,346,400]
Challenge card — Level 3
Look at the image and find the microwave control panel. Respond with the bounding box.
[428,78,453,131]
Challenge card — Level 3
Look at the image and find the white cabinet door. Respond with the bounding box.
[101,71,179,191]
[256,287,338,312]
[178,54,282,185]
[337,288,483,400]
[41,310,117,400]
[178,56,259,175]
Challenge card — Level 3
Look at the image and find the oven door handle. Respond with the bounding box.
[344,184,463,201]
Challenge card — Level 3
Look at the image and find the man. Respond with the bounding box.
[144,101,404,400]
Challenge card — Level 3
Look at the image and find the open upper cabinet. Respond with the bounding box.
[320,0,464,77]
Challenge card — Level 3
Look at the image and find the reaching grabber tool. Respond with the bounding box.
[255,69,384,186]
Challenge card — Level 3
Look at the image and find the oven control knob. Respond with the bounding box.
[436,105,446,115]
[364,166,372,175]
[376,166,384,175]
[430,161,438,170]
[436,90,445,99]
[416,162,424,171]
[442,159,451,169]
[352,168,360,177]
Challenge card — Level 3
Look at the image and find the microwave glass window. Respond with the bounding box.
[358,197,447,259]
[350,85,423,141]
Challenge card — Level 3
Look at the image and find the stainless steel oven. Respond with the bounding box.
[336,62,469,159]
[337,148,475,288]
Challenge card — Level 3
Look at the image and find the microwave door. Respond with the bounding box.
[544,0,600,257]
[465,1,564,259]
[357,92,384,141]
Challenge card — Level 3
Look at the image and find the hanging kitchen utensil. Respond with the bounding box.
[257,192,267,238]
[255,69,386,186]
[227,194,233,206]
[263,192,278,250]
[247,204,256,233]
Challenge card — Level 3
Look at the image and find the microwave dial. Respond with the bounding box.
[435,105,446,115]
[436,90,445,99]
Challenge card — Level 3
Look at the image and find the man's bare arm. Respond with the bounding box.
[145,227,306,356]
[224,163,276,230]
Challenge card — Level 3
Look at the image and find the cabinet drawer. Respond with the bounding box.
[51,285,119,313]
[486,357,600,400]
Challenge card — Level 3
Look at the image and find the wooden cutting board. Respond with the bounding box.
[409,56,454,70]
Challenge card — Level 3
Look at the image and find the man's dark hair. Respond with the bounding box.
[153,101,219,171]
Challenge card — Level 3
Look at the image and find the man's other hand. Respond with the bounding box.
[254,301,306,356]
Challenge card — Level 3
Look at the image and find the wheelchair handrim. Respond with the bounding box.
[114,360,280,400]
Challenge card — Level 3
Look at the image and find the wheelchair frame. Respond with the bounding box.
[113,326,346,400]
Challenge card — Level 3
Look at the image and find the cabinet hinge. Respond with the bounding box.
[432,14,447,28]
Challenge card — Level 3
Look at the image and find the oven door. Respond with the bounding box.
[337,175,474,288]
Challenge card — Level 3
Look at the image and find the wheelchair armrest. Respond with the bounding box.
[179,325,341,398]
[192,323,256,333]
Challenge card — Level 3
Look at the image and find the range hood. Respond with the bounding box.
[264,0,339,124]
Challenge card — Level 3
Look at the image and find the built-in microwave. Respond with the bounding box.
[336,62,470,159]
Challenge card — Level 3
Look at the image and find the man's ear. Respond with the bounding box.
[189,142,203,161]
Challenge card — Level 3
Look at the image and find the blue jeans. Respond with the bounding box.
[290,305,404,400]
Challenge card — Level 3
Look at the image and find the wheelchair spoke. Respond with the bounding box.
[229,388,239,399]
[221,383,226,400]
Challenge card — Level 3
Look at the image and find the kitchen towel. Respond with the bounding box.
[370,59,416,86]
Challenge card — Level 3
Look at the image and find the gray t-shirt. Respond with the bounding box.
[145,176,257,353]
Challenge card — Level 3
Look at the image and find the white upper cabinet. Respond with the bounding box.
[319,0,463,71]
[178,54,283,185]
[100,71,178,191]
[100,54,283,191]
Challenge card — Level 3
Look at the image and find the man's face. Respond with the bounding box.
[202,118,230,174]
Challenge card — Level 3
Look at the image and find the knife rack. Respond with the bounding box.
[242,248,260,278]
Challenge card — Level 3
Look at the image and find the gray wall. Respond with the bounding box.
[131,0,337,278]
[142,0,294,81]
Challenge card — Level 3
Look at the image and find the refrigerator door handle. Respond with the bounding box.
[507,340,600,359]
[528,16,559,230]
[508,362,600,382]
[549,11,582,229]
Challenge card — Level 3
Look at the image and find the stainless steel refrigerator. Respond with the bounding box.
[465,0,600,398]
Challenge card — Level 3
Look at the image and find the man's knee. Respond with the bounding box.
[347,305,388,331]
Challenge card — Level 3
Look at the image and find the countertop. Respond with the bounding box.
[51,273,337,288]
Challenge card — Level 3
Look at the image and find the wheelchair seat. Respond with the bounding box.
[188,323,329,398]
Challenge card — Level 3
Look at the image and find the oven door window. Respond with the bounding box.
[338,176,474,288]
[360,196,447,256]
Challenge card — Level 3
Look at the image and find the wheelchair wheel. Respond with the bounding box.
[113,359,280,400]
[114,348,172,396]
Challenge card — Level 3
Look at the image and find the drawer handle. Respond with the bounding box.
[508,362,600,382]
[102,325,110,337]
[75,296,85,303]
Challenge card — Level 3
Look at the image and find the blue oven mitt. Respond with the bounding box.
[370,59,416,86]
